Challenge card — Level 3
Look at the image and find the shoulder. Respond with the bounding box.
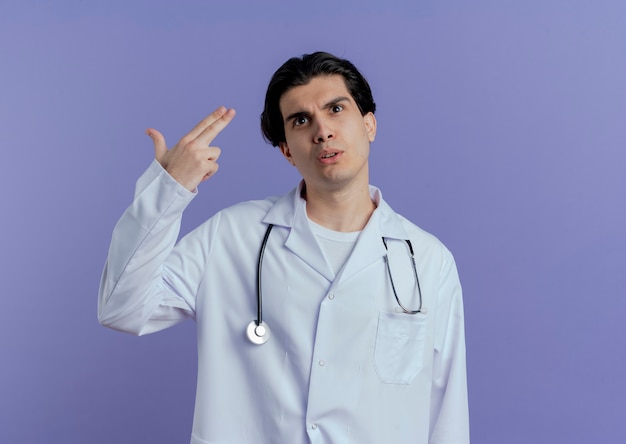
[189,185,297,239]
[382,203,456,264]
[372,185,450,254]
[397,213,444,245]
[183,194,283,250]
[207,195,282,236]
[220,195,281,219]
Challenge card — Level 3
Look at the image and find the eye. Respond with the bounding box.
[331,104,344,113]
[293,116,309,127]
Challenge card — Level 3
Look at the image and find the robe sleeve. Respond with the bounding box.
[97,160,213,335]
[429,248,470,443]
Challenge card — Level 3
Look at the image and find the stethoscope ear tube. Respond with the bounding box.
[381,238,424,315]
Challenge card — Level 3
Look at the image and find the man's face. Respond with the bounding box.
[278,75,377,194]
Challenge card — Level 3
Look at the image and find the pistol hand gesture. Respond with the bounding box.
[146,106,236,192]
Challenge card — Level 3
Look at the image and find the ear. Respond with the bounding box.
[363,112,377,142]
[279,142,296,166]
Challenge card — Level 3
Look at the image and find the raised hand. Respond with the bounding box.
[146,106,236,191]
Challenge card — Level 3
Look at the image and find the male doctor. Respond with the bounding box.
[99,52,469,444]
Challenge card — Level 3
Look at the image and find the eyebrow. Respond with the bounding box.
[284,96,351,123]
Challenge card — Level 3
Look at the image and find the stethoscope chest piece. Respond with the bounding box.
[246,320,271,345]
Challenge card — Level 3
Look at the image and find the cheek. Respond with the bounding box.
[357,122,374,143]
[282,145,302,167]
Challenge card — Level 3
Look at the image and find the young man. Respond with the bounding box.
[99,52,469,444]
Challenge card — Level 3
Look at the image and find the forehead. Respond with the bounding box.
[279,75,354,113]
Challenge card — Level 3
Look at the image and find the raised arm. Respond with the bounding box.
[98,107,235,335]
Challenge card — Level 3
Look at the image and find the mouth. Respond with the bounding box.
[318,150,342,164]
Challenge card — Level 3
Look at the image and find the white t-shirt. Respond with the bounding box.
[308,218,360,277]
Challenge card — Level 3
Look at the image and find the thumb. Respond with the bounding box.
[146,128,167,161]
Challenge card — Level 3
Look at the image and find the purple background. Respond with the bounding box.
[1,1,625,442]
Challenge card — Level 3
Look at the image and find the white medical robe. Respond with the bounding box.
[98,161,470,444]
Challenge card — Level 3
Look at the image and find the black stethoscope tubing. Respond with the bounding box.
[256,224,274,327]
[382,237,424,315]
[246,224,275,345]
[247,223,425,345]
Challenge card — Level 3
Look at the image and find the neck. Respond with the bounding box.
[302,182,376,232]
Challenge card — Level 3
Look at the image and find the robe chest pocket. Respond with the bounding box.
[374,311,428,384]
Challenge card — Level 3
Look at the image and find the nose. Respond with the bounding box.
[313,117,334,143]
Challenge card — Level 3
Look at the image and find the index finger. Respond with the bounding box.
[196,108,236,146]
[186,106,230,141]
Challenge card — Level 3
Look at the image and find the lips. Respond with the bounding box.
[318,149,342,163]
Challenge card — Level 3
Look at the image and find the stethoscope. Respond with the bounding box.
[246,224,426,345]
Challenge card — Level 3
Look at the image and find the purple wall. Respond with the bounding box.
[1,1,625,442]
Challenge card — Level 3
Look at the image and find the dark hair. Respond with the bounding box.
[260,51,376,147]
